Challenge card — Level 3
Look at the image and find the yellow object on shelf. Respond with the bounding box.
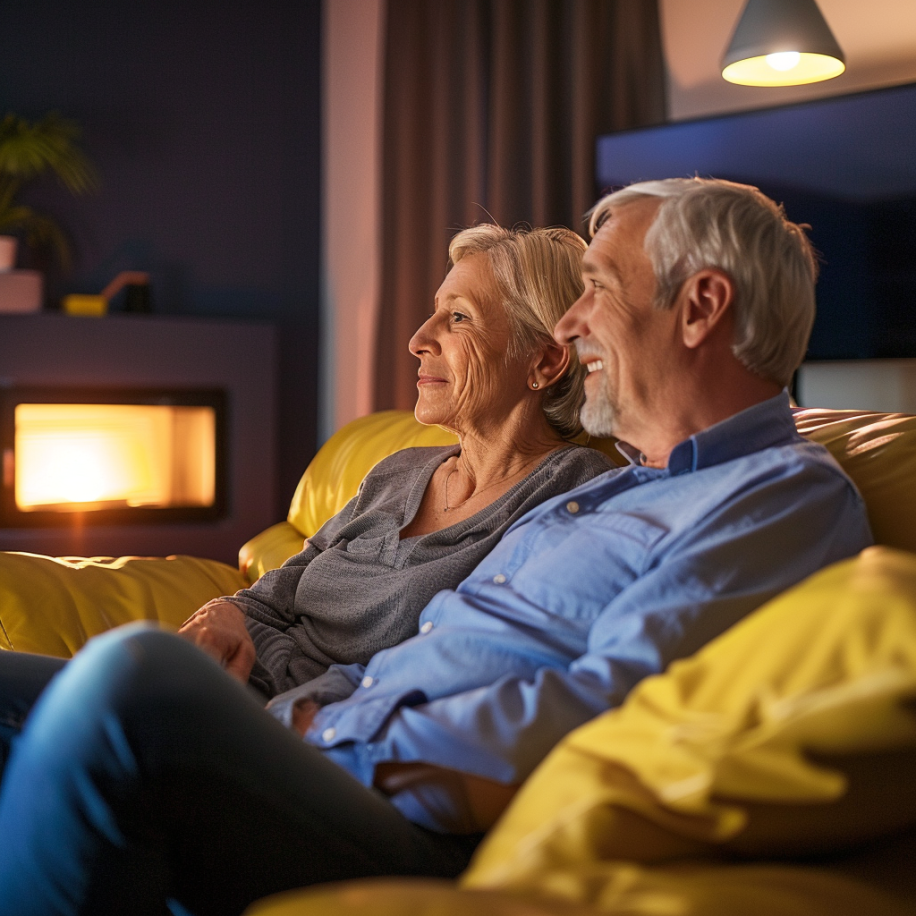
[62,294,108,317]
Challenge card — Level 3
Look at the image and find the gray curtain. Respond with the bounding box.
[374,0,667,411]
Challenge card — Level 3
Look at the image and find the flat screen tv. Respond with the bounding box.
[595,81,916,361]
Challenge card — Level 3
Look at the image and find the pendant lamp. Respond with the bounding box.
[722,0,845,87]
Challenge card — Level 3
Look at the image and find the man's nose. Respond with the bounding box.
[554,293,588,346]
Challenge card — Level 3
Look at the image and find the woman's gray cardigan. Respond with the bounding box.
[234,444,613,697]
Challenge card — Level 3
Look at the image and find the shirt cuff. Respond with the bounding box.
[265,663,364,728]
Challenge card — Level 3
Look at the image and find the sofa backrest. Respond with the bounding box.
[794,408,916,555]
[283,411,624,538]
[238,406,916,581]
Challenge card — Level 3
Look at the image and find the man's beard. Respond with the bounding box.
[580,378,617,438]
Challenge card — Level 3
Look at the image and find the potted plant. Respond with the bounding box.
[0,112,97,271]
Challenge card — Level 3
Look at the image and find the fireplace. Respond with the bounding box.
[1,388,226,526]
[0,313,277,564]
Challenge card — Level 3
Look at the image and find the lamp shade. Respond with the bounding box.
[722,0,845,86]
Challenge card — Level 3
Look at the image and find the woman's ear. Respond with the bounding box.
[530,340,571,389]
[680,269,735,349]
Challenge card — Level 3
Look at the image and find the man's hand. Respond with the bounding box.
[291,699,320,737]
[178,600,256,683]
[373,762,518,832]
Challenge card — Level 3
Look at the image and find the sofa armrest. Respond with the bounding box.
[239,522,307,584]
[0,552,247,657]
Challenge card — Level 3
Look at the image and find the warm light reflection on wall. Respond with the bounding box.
[14,404,216,511]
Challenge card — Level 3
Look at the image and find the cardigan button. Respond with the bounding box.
[566,501,580,514]
[321,727,336,742]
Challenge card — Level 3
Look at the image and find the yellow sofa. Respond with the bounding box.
[2,406,916,916]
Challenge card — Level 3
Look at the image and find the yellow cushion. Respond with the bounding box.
[285,411,459,538]
[464,546,916,888]
[795,408,916,553]
[244,864,912,916]
[0,552,246,657]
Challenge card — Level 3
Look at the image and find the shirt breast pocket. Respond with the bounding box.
[514,512,668,621]
[341,533,387,561]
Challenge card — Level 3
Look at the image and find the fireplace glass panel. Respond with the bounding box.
[14,404,216,512]
[0,388,226,526]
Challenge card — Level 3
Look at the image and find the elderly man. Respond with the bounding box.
[0,179,872,916]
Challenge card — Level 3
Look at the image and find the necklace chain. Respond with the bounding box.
[443,466,460,511]
[442,451,554,512]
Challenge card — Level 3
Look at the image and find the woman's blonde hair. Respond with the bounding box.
[448,224,588,438]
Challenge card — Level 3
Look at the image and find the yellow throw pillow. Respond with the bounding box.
[465,546,916,888]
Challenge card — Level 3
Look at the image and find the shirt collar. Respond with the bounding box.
[616,390,798,474]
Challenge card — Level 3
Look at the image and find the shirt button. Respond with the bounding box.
[493,574,507,584]
[321,727,336,743]
[566,501,580,514]
[420,621,434,634]
[361,675,374,688]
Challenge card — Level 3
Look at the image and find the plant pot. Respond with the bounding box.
[0,236,17,272]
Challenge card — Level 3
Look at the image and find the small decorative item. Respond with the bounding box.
[0,111,98,313]
[61,292,107,317]
[62,271,151,317]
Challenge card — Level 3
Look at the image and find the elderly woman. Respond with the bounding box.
[0,224,611,914]
[177,224,613,697]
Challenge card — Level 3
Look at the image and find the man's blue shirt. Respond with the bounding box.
[268,392,873,832]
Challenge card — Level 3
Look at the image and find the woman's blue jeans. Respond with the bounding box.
[0,625,479,916]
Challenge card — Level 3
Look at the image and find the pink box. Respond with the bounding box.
[0,270,43,313]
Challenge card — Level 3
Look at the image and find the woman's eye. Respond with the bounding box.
[452,311,468,323]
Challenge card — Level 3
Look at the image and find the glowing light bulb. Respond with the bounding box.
[766,51,801,72]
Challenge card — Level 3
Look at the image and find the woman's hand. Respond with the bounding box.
[178,600,257,683]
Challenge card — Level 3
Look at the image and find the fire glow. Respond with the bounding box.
[13,404,216,512]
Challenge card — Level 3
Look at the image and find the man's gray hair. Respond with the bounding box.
[589,178,818,387]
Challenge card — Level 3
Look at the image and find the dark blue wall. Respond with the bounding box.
[594,82,916,364]
[0,0,322,517]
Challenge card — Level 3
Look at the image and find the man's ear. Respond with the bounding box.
[680,269,735,349]
[530,340,571,389]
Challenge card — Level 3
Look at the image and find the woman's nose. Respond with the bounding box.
[409,315,441,357]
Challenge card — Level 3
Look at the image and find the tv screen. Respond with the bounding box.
[595,82,916,361]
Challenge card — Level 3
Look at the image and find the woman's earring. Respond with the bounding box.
[531,381,539,389]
